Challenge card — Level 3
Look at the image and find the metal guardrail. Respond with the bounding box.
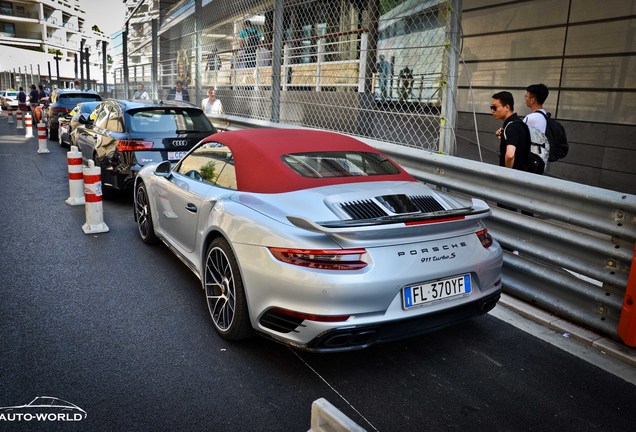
[212,114,636,343]
[368,143,636,341]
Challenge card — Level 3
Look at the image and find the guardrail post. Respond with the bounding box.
[618,243,636,347]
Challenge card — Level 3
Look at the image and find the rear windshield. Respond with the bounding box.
[129,109,214,133]
[281,151,401,178]
[57,94,102,104]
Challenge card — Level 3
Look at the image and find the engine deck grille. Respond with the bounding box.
[410,195,445,213]
[338,199,388,219]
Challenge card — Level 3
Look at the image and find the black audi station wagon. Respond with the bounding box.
[74,99,217,192]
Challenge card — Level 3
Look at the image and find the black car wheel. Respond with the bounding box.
[204,238,252,340]
[134,182,157,244]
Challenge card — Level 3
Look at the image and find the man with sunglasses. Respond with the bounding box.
[491,91,530,171]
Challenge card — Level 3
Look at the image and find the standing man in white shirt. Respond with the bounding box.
[523,83,549,133]
[133,83,149,100]
[524,83,550,169]
[201,88,224,115]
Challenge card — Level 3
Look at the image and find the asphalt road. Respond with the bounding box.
[1,116,635,432]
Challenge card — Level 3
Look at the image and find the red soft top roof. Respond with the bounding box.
[200,129,417,193]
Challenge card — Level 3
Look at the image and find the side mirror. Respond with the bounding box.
[154,160,173,178]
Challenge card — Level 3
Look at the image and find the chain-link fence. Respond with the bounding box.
[116,0,455,152]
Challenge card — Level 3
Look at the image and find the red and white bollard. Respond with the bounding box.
[65,146,85,206]
[7,106,14,124]
[24,112,33,138]
[37,121,49,154]
[82,159,109,234]
[15,110,23,129]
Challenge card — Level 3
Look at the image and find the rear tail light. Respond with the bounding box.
[270,307,350,323]
[268,248,368,270]
[476,228,493,248]
[50,107,69,117]
[117,140,154,151]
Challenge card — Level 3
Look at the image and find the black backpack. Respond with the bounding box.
[537,111,568,162]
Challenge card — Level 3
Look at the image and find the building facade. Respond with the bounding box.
[0,0,111,90]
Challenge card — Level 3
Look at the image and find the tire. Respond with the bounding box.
[134,182,158,244]
[204,238,252,340]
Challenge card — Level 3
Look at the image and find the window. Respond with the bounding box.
[282,151,401,178]
[0,21,14,34]
[176,142,236,189]
[93,105,110,129]
[106,106,122,132]
[128,109,214,133]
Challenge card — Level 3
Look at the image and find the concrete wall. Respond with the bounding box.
[457,0,636,195]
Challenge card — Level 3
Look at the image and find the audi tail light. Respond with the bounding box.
[50,107,69,118]
[268,248,368,270]
[117,140,154,151]
[476,228,493,248]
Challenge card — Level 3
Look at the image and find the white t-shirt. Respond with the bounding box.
[524,109,547,133]
[201,98,224,115]
[173,91,184,101]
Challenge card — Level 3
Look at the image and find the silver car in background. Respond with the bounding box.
[133,129,503,352]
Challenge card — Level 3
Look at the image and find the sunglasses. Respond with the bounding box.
[490,105,500,111]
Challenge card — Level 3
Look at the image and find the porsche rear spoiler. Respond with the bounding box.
[287,199,491,234]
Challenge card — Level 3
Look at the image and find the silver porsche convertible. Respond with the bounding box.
[133,129,503,352]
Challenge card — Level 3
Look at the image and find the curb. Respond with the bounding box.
[498,293,636,367]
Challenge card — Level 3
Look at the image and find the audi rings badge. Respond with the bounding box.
[172,140,188,146]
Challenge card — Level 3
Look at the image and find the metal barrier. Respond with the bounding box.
[214,114,636,343]
[368,142,636,342]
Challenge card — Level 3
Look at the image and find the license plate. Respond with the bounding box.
[403,274,471,309]
[168,151,188,160]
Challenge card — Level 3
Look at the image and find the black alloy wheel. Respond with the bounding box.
[204,238,252,340]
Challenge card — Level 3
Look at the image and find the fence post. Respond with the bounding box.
[283,44,289,92]
[316,39,324,92]
[358,32,368,93]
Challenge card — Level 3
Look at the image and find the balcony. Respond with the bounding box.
[0,7,38,20]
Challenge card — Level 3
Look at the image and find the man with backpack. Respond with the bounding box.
[17,86,28,112]
[524,83,569,164]
[524,83,550,171]
[491,91,530,171]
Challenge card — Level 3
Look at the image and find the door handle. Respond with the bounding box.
[185,203,198,213]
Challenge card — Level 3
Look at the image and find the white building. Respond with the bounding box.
[0,0,112,90]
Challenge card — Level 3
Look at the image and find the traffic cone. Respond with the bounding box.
[65,146,85,206]
[37,122,50,154]
[7,106,13,124]
[16,110,23,129]
[618,243,636,347]
[24,112,33,138]
[82,160,109,234]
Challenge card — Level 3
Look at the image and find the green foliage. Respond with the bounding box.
[380,0,407,15]
[200,162,217,182]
